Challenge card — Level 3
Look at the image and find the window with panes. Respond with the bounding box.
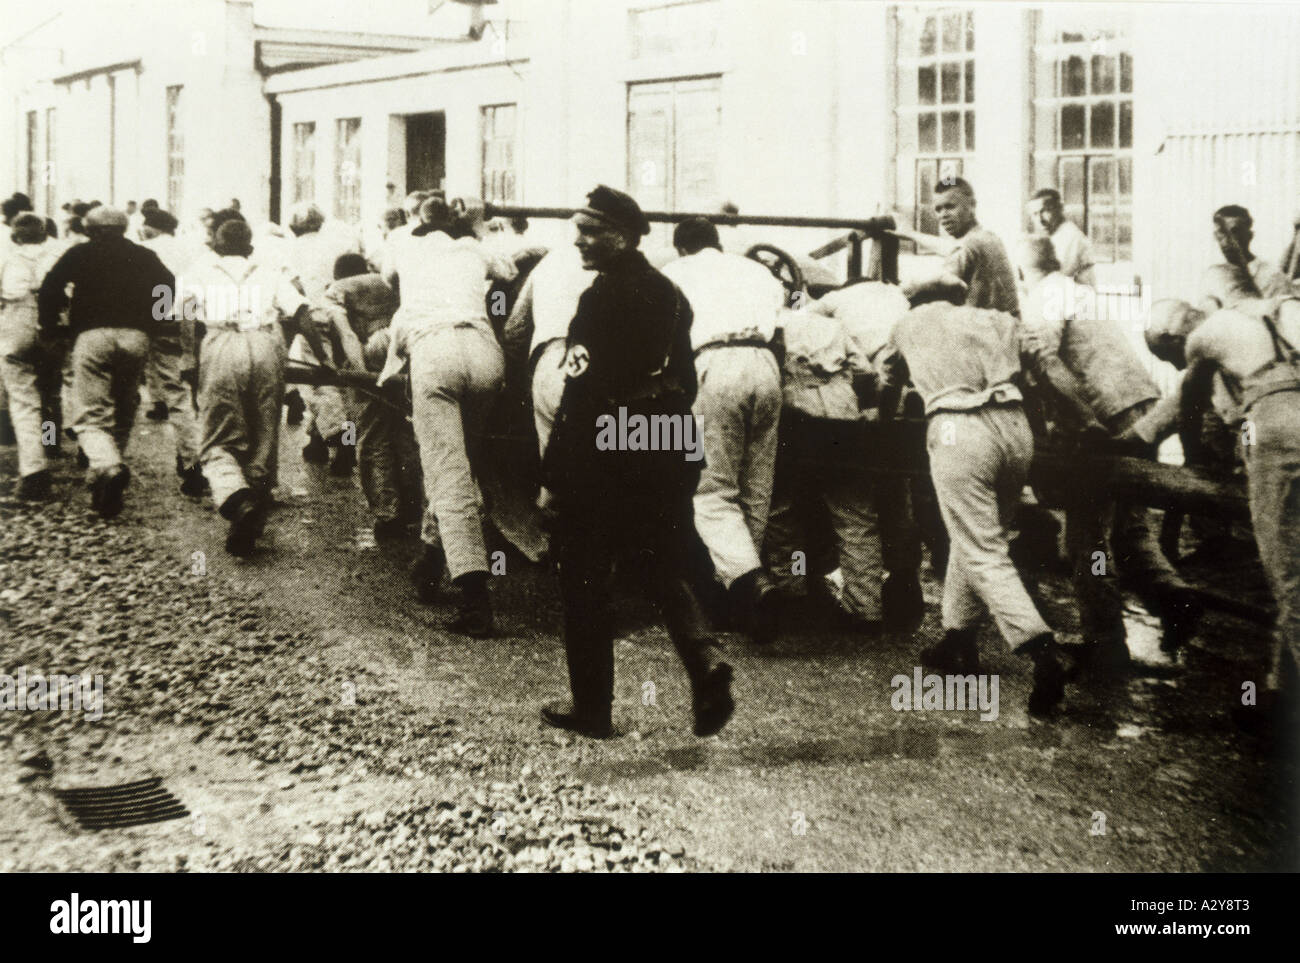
[481,104,518,204]
[1032,9,1133,262]
[334,118,361,224]
[166,86,184,214]
[626,76,721,214]
[896,7,975,235]
[292,122,315,204]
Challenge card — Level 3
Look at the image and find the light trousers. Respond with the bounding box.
[70,327,150,481]
[0,300,48,478]
[927,404,1051,650]
[692,346,781,587]
[197,327,286,509]
[409,323,503,579]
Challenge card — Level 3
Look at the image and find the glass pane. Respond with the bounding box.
[918,112,937,152]
[1090,55,1116,94]
[1119,100,1132,148]
[941,111,961,152]
[1118,157,1132,197]
[941,62,961,103]
[964,111,975,151]
[1061,157,1085,208]
[1090,102,1115,148]
[1090,157,1115,199]
[942,13,961,52]
[1120,52,1133,92]
[1065,55,1087,96]
[964,60,974,102]
[917,161,935,206]
[1117,211,1132,260]
[1061,104,1086,149]
[1092,209,1116,252]
[918,65,936,105]
[965,10,975,51]
[920,16,936,56]
[939,157,963,183]
[674,83,721,210]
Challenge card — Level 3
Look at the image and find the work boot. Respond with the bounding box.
[301,430,329,464]
[328,443,355,477]
[90,466,131,520]
[284,390,305,426]
[222,488,259,557]
[16,470,53,502]
[540,700,614,740]
[372,516,407,542]
[1020,633,1067,716]
[144,400,168,422]
[179,464,209,497]
[1160,590,1204,653]
[690,658,735,738]
[1073,635,1131,679]
[732,569,780,645]
[410,543,446,604]
[920,627,980,675]
[882,570,926,632]
[447,571,493,637]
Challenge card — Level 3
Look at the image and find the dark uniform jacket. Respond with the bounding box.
[37,236,174,338]
[541,248,699,511]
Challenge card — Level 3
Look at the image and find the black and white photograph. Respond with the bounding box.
[0,0,1294,925]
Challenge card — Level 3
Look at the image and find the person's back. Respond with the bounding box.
[391,229,506,334]
[660,247,782,348]
[1192,297,1300,391]
[807,280,910,366]
[887,301,1023,414]
[527,245,595,350]
[1022,271,1158,422]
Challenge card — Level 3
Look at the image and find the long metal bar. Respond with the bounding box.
[483,204,898,236]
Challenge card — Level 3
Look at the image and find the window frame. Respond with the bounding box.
[292,121,316,205]
[333,117,362,224]
[165,86,184,215]
[895,6,976,234]
[480,103,519,204]
[625,74,722,215]
[1032,14,1134,263]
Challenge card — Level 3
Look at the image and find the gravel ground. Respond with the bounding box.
[0,416,1295,872]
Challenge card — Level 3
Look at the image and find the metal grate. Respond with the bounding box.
[53,777,189,830]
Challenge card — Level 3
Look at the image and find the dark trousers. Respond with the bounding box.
[555,489,715,713]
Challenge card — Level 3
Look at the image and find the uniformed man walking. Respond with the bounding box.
[37,206,174,519]
[539,186,734,739]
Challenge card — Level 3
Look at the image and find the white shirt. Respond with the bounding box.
[660,247,783,349]
[139,233,190,275]
[386,230,516,335]
[288,228,358,301]
[0,241,59,304]
[1050,219,1096,286]
[526,246,595,353]
[805,281,910,367]
[181,255,307,329]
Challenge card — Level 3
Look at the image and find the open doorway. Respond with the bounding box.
[405,112,446,194]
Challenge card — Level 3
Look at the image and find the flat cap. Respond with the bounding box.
[579,185,650,236]
[85,206,128,228]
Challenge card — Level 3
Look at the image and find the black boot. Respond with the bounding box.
[1020,633,1067,716]
[920,627,980,675]
[145,400,168,421]
[301,430,329,464]
[284,390,305,426]
[329,443,356,477]
[372,516,407,542]
[410,543,446,604]
[690,655,735,737]
[540,700,614,739]
[448,571,493,637]
[90,466,131,520]
[731,569,781,646]
[16,470,53,502]
[179,464,209,497]
[0,410,15,446]
[222,488,260,557]
[882,570,926,632]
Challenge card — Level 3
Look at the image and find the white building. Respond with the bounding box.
[266,0,1300,303]
[1,0,438,225]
